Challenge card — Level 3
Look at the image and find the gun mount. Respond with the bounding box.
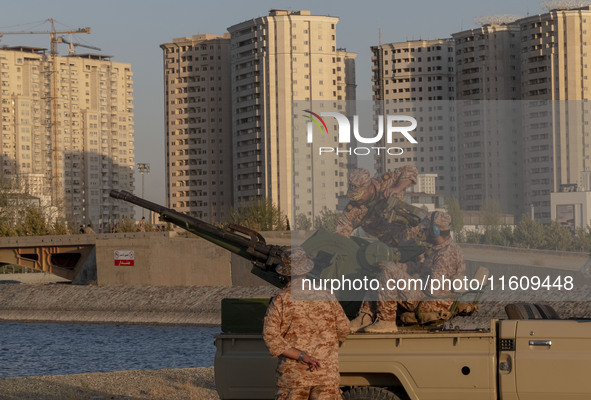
[109,190,288,288]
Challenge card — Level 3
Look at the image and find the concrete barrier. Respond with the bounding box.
[96,232,232,286]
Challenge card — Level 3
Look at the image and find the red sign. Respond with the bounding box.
[114,250,135,267]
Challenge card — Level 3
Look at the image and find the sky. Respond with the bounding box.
[1,0,551,208]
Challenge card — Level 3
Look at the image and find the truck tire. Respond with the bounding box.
[342,386,401,400]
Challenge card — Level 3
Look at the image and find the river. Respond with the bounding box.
[0,322,219,378]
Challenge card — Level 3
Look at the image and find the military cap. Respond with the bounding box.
[432,211,452,231]
[347,168,371,201]
[276,246,314,277]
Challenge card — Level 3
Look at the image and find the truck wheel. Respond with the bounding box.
[342,386,401,400]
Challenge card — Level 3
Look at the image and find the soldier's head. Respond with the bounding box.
[276,246,314,278]
[347,168,374,204]
[428,211,452,243]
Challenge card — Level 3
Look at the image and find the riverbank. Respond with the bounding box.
[0,367,219,400]
[0,280,278,325]
[2,277,591,327]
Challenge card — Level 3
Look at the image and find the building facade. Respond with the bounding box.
[519,7,591,222]
[452,7,591,222]
[452,22,524,216]
[228,10,357,225]
[370,39,458,199]
[160,34,233,223]
[0,46,135,228]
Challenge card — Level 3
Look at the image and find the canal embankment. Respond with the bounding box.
[0,276,279,325]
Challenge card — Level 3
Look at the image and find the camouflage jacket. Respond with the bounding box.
[409,236,466,297]
[263,279,350,388]
[336,167,419,246]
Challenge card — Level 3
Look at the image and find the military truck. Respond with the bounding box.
[109,190,591,400]
[215,305,591,399]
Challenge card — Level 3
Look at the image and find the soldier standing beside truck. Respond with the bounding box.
[263,247,350,400]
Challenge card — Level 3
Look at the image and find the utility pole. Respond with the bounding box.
[137,163,150,218]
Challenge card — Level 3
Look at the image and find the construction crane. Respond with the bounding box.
[0,18,91,56]
[58,35,101,55]
[0,18,93,208]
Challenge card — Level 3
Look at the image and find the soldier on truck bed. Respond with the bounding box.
[335,166,419,245]
[336,167,466,333]
[356,211,466,333]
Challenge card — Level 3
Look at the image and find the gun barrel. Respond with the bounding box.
[109,190,285,287]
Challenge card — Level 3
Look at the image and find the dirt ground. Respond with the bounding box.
[0,367,219,400]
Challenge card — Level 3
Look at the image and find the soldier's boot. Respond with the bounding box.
[419,310,451,324]
[349,312,374,333]
[362,318,399,333]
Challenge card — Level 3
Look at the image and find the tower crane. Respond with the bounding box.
[58,35,101,55]
[0,18,94,208]
[0,18,91,56]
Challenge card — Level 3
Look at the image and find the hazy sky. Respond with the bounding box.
[1,0,549,207]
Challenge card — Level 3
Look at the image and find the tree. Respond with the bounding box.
[295,213,312,232]
[445,196,464,236]
[16,207,47,236]
[226,198,286,231]
[513,215,546,249]
[118,216,137,233]
[0,221,17,237]
[572,227,591,252]
[49,221,71,235]
[480,199,502,245]
[313,208,341,232]
[543,221,574,251]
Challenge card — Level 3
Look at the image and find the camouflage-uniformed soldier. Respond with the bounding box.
[359,211,466,333]
[263,247,350,399]
[336,166,419,246]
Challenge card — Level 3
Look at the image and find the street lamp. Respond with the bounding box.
[137,163,150,218]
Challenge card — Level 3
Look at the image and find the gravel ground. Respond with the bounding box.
[0,367,219,400]
[0,282,279,325]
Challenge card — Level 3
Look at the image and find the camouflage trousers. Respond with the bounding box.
[359,262,453,321]
[275,385,342,400]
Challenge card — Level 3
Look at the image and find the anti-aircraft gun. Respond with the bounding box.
[109,189,289,288]
[110,189,431,318]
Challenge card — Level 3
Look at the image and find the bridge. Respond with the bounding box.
[0,234,97,283]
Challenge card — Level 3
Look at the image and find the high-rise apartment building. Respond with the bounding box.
[160,34,233,222]
[519,6,591,222]
[370,39,457,198]
[0,46,135,227]
[453,6,591,221]
[453,21,525,216]
[228,10,357,224]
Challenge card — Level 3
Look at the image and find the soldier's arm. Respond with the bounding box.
[382,166,418,198]
[427,251,458,297]
[335,204,367,237]
[262,296,290,357]
[333,302,350,343]
[263,296,321,371]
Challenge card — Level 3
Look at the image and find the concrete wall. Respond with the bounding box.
[96,232,232,286]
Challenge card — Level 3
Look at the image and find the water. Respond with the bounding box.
[0,322,219,378]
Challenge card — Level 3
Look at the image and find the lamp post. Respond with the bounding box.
[137,163,150,219]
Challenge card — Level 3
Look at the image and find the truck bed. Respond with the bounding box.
[215,317,591,400]
[215,322,497,400]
